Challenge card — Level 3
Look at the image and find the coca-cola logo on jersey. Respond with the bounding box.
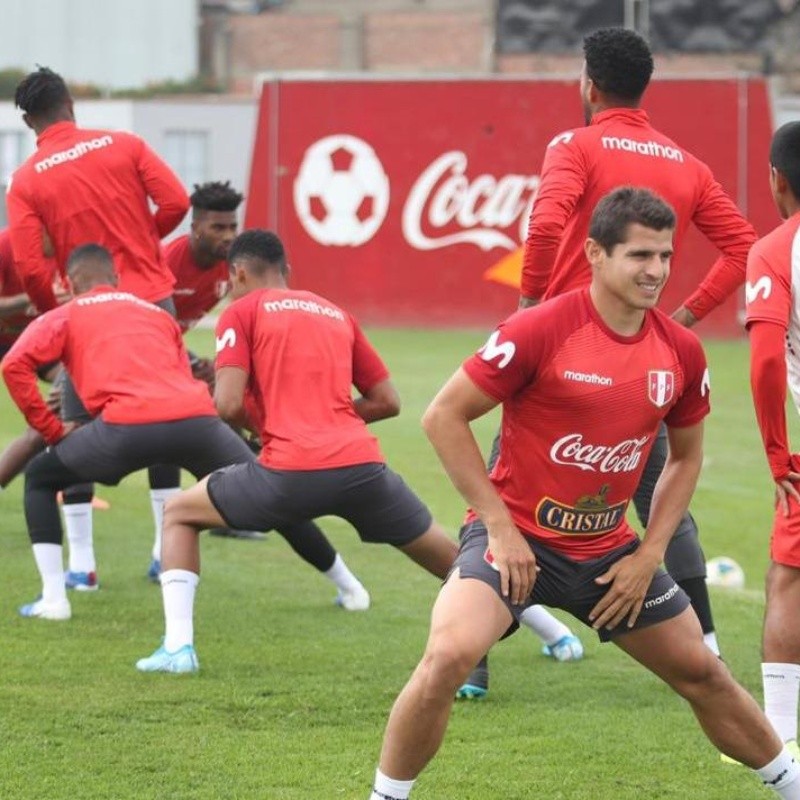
[550,434,650,474]
[293,135,539,251]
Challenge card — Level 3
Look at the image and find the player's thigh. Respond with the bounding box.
[335,463,432,546]
[612,606,720,691]
[164,476,225,529]
[423,569,515,671]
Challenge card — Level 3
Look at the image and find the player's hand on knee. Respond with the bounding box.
[487,522,538,606]
[590,552,659,630]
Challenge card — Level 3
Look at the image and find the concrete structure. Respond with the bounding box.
[0,0,198,90]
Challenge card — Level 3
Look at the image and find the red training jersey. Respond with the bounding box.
[463,289,710,560]
[165,235,230,332]
[1,284,215,444]
[521,108,756,320]
[0,229,38,348]
[744,212,800,481]
[6,121,189,312]
[215,288,389,470]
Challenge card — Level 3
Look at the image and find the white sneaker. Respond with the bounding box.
[18,597,72,620]
[335,584,370,611]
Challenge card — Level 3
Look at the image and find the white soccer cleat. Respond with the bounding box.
[542,634,584,662]
[335,583,371,611]
[18,597,72,620]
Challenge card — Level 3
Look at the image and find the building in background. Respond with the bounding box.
[0,0,198,90]
[0,97,256,232]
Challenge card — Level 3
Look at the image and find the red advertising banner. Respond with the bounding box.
[246,77,775,335]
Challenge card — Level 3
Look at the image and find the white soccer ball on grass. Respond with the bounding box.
[705,556,745,590]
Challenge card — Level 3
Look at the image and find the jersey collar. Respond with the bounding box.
[36,120,78,147]
[582,288,652,344]
[590,107,650,127]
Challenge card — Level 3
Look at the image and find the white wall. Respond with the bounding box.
[0,97,257,231]
[0,0,198,89]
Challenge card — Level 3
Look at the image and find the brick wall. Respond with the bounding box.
[365,12,489,72]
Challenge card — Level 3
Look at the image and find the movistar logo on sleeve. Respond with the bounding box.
[478,330,516,368]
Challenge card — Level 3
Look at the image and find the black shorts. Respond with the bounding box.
[54,416,255,485]
[453,520,690,642]
[207,461,432,546]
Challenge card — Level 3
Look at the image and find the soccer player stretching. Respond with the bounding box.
[367,188,800,800]
[136,230,459,673]
[1,245,258,621]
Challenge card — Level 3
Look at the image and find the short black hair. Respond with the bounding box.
[190,181,244,215]
[66,243,114,274]
[14,66,71,118]
[227,229,287,275]
[589,187,675,252]
[771,122,800,199]
[583,28,653,102]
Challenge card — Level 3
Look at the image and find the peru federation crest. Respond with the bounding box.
[648,370,674,408]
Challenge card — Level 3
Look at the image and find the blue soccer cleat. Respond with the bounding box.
[147,559,161,583]
[65,570,99,592]
[542,634,584,662]
[136,644,199,674]
[456,683,488,700]
[456,655,489,700]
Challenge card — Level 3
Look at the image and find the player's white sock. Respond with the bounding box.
[149,488,181,561]
[161,569,199,652]
[324,553,364,593]
[763,663,800,742]
[32,543,67,605]
[370,769,415,800]
[519,604,572,645]
[62,502,95,573]
[757,745,800,798]
[703,631,720,656]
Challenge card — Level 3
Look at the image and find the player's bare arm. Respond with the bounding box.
[354,378,400,423]
[0,293,31,318]
[517,295,540,310]
[591,421,704,630]
[422,367,537,605]
[670,305,698,328]
[214,365,249,429]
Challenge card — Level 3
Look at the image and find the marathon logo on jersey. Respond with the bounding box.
[601,136,684,163]
[262,298,345,321]
[563,369,613,387]
[34,136,114,173]
[550,433,649,473]
[76,291,161,312]
[648,370,675,408]
[536,485,627,536]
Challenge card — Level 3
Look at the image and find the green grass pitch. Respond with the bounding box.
[0,329,788,799]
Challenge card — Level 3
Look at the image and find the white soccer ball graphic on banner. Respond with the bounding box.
[294,134,390,246]
[706,556,745,589]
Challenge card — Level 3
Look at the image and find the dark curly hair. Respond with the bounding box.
[583,28,654,102]
[227,229,287,276]
[771,122,800,199]
[14,66,71,119]
[190,181,245,215]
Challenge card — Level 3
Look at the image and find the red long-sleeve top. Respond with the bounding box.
[521,108,756,320]
[6,121,189,312]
